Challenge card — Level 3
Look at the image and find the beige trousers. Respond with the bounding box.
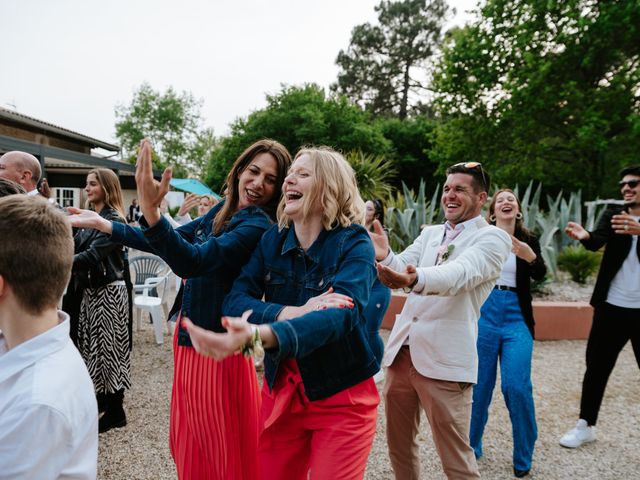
[384,346,480,480]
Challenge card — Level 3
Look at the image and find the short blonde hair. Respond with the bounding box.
[277,147,365,230]
[0,196,73,314]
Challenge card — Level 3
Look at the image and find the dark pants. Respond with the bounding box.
[580,302,640,425]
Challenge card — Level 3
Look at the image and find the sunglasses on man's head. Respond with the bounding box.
[619,179,640,189]
[451,162,487,190]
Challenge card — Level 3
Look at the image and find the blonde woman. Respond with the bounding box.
[184,147,379,479]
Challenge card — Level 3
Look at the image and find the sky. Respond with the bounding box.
[1,0,479,149]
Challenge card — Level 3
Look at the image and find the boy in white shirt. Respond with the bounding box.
[0,195,98,479]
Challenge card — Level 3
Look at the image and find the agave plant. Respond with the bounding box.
[345,150,396,202]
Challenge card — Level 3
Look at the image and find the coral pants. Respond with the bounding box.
[258,360,379,480]
[169,329,261,480]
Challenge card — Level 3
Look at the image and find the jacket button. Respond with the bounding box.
[412,316,418,322]
[318,279,324,287]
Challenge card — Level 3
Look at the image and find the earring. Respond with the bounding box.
[489,214,496,222]
[516,212,523,220]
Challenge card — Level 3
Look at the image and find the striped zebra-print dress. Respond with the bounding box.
[78,281,131,394]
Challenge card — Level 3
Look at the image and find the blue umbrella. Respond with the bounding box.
[169,178,221,199]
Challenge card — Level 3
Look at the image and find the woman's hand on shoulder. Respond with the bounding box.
[67,207,113,234]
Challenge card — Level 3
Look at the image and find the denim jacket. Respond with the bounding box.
[110,201,272,346]
[223,223,379,401]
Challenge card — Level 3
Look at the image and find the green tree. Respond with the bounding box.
[205,84,392,191]
[333,0,450,119]
[432,0,640,197]
[115,83,206,177]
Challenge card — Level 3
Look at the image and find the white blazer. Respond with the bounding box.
[382,216,511,384]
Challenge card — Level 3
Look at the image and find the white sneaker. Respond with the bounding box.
[559,419,596,448]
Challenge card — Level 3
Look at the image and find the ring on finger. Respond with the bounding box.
[625,225,629,231]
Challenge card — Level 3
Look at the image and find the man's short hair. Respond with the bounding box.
[0,196,73,314]
[0,177,26,197]
[620,164,640,178]
[446,162,491,193]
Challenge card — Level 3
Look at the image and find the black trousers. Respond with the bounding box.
[580,302,640,425]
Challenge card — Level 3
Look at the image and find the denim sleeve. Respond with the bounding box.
[141,210,271,278]
[222,231,286,324]
[110,221,155,253]
[270,229,376,360]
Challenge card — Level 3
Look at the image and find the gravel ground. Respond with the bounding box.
[99,314,639,479]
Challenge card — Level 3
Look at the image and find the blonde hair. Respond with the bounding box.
[85,168,126,219]
[277,147,365,230]
[0,196,73,314]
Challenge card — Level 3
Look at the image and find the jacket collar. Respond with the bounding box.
[281,225,331,263]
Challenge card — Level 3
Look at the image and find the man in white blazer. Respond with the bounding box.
[370,163,511,479]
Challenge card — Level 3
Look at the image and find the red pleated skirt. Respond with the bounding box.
[169,327,261,480]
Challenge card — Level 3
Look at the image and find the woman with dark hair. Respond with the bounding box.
[469,189,546,478]
[66,168,131,433]
[184,147,380,479]
[69,138,291,479]
[364,199,391,367]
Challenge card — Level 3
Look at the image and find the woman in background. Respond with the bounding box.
[364,199,391,369]
[469,188,546,478]
[68,168,131,433]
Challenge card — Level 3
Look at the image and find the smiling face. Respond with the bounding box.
[491,190,521,223]
[236,152,279,210]
[85,173,105,209]
[282,154,321,222]
[197,196,213,217]
[441,173,487,226]
[620,174,640,208]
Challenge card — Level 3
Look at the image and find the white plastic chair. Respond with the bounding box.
[129,255,172,344]
[134,274,172,344]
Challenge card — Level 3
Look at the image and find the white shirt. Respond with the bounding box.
[0,312,98,480]
[496,252,517,288]
[607,219,640,309]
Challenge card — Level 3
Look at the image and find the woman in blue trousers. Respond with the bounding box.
[470,189,546,478]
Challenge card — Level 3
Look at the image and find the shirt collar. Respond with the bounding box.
[444,214,483,233]
[0,311,71,384]
[281,225,330,263]
[26,189,39,196]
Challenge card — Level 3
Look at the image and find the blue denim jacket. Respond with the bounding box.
[223,223,379,401]
[110,202,272,347]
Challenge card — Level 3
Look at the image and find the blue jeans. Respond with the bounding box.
[470,289,537,472]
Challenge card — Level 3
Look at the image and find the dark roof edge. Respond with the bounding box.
[0,107,120,152]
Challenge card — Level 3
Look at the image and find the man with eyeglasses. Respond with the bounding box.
[560,165,640,449]
[369,162,511,479]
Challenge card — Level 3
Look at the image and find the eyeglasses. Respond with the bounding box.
[619,179,640,189]
[451,162,488,191]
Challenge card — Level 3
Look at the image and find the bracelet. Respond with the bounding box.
[241,325,264,358]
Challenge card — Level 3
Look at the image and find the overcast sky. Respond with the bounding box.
[2,0,479,147]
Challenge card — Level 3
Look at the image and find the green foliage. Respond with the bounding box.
[385,180,442,251]
[115,83,215,177]
[375,116,438,191]
[344,150,396,201]
[557,245,602,284]
[432,0,640,198]
[204,84,391,191]
[333,0,450,119]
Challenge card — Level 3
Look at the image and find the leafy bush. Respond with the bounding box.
[557,245,601,284]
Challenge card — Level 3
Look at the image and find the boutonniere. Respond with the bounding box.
[438,244,455,264]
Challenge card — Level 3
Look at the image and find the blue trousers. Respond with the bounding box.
[470,289,537,472]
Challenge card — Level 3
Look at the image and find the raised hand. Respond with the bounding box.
[67,207,113,234]
[611,213,640,235]
[134,138,172,227]
[564,222,589,241]
[368,219,390,261]
[178,193,200,217]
